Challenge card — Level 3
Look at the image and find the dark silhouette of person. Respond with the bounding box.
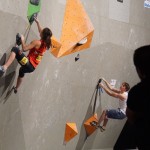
[114,45,150,150]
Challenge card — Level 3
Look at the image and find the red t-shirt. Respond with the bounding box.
[28,40,47,68]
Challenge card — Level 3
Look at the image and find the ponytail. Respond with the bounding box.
[41,28,52,49]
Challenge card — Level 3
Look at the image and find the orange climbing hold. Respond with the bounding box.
[50,36,62,57]
[50,0,94,58]
[84,114,98,136]
[64,123,78,143]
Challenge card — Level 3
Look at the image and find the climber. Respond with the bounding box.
[0,17,53,93]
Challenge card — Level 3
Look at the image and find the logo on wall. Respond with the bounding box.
[144,0,150,8]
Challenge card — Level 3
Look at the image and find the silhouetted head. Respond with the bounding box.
[41,27,52,49]
[134,45,150,80]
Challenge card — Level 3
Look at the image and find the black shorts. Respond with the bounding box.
[11,47,35,77]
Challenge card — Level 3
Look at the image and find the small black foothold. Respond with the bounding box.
[75,54,80,62]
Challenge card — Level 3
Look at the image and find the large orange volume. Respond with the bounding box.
[51,0,94,58]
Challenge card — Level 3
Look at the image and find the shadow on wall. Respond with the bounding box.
[0,53,6,77]
[0,48,18,104]
[75,83,102,150]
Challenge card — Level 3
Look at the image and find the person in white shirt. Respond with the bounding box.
[91,78,130,132]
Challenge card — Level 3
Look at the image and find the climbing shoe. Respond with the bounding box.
[0,66,5,73]
[13,86,17,94]
[99,126,106,132]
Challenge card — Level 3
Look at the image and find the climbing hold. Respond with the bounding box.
[75,54,80,62]
[50,0,94,58]
[77,37,88,46]
[30,0,40,6]
[64,123,78,144]
[84,114,98,136]
[29,13,38,24]
[50,36,62,57]
[98,78,102,84]
[27,0,41,24]
[16,33,21,46]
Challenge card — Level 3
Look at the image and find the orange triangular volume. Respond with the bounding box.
[64,123,78,143]
[56,0,94,58]
[50,36,62,57]
[84,114,98,136]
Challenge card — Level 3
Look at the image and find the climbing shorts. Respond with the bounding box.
[11,47,35,77]
[106,108,126,119]
[11,47,29,65]
[19,64,35,78]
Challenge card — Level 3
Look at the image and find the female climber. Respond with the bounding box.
[0,18,53,93]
